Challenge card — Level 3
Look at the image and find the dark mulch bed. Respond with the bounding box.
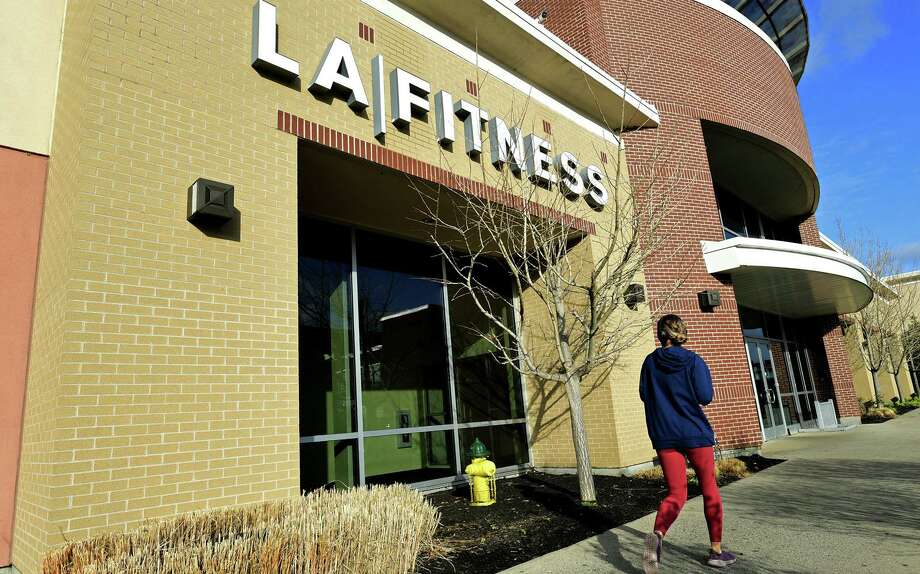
[420,454,783,574]
[861,415,894,424]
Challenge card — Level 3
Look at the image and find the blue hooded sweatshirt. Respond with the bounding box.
[639,346,715,450]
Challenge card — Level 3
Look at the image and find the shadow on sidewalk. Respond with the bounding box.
[602,525,807,574]
[727,458,920,542]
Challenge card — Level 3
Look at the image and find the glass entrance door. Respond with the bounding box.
[746,340,787,440]
[785,343,819,429]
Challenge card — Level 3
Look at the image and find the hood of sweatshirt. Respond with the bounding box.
[652,346,696,374]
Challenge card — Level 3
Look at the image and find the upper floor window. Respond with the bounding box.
[716,186,801,243]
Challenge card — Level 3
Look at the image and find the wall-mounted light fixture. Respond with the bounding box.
[187,178,234,223]
[698,289,721,311]
[624,283,646,309]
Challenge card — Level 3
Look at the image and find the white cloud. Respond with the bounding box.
[807,0,888,73]
[895,242,920,267]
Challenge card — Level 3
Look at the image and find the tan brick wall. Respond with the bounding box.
[11,2,96,571]
[13,1,654,570]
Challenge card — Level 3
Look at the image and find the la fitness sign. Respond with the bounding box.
[252,0,609,209]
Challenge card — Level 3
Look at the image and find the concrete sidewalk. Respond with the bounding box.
[502,411,920,573]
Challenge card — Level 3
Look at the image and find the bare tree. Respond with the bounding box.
[905,317,920,396]
[412,74,689,504]
[837,225,903,405]
[884,275,920,398]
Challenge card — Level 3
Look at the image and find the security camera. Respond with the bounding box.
[536,10,548,24]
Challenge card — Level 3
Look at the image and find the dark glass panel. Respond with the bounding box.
[356,231,452,431]
[781,395,800,425]
[771,0,802,33]
[449,257,524,423]
[772,341,793,394]
[741,1,767,23]
[780,21,807,52]
[298,219,357,437]
[764,312,783,339]
[300,439,358,492]
[789,52,808,77]
[740,306,766,338]
[459,424,529,468]
[743,202,765,239]
[759,19,778,41]
[364,430,457,485]
[747,342,771,423]
[716,188,747,238]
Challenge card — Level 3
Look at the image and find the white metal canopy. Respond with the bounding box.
[702,237,873,318]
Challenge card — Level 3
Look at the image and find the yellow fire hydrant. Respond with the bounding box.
[464,438,497,506]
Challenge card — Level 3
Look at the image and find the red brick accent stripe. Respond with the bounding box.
[277,110,595,235]
[359,22,375,43]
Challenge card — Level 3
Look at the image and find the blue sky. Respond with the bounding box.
[796,0,920,267]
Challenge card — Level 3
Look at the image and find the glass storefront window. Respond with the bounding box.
[740,307,766,338]
[356,231,452,431]
[717,188,747,239]
[300,439,358,491]
[298,220,357,437]
[459,424,528,468]
[297,220,530,491]
[716,187,801,243]
[364,430,457,485]
[449,258,524,423]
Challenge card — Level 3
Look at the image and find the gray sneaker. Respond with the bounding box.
[643,532,661,574]
[707,550,737,568]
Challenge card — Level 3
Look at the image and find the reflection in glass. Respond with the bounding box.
[301,440,358,491]
[782,395,799,425]
[740,307,766,338]
[364,430,457,485]
[449,258,524,423]
[299,219,356,437]
[356,231,452,431]
[748,343,770,423]
[459,424,528,468]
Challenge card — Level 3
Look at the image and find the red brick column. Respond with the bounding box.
[517,0,858,449]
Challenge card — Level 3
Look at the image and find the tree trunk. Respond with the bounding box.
[565,374,597,505]
[870,369,882,405]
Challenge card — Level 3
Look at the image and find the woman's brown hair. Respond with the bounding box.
[657,314,689,346]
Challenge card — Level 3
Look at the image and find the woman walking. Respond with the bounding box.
[640,314,736,572]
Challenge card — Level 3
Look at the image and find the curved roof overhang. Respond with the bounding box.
[702,237,873,318]
[702,121,819,222]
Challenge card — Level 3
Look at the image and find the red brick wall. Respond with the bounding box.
[520,0,860,446]
[799,215,823,247]
[517,0,608,69]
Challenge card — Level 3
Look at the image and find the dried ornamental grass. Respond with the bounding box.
[716,458,750,479]
[43,485,439,574]
[867,406,897,419]
[631,458,749,481]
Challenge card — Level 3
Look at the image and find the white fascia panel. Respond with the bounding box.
[489,0,660,126]
[361,0,628,146]
[701,237,871,286]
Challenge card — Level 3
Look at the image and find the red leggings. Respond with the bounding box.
[653,447,723,543]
